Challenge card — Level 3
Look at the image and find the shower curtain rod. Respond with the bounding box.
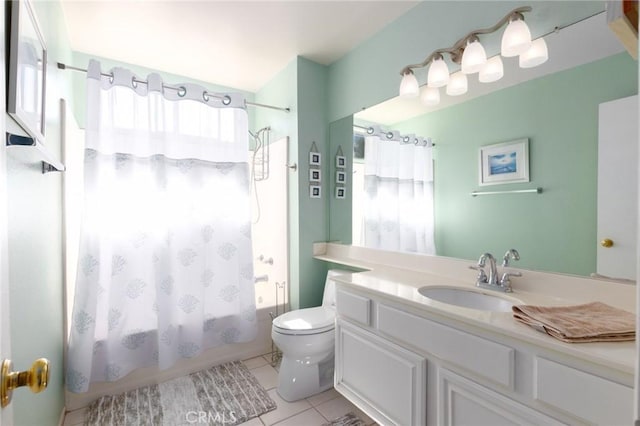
[57,62,291,113]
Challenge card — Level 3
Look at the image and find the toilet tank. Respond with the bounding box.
[322,269,351,308]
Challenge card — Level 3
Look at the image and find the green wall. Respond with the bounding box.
[326,1,604,123]
[392,53,637,275]
[6,1,73,424]
[295,57,329,308]
[329,116,354,243]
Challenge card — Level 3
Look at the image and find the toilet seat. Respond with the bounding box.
[272,306,335,335]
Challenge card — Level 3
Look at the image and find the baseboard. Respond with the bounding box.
[57,406,66,426]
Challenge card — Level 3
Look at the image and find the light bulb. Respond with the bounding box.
[427,56,450,88]
[501,18,532,57]
[446,72,467,96]
[519,38,548,68]
[399,71,419,97]
[479,56,504,83]
[420,86,440,106]
[461,39,487,74]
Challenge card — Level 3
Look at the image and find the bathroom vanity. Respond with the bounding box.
[315,243,636,426]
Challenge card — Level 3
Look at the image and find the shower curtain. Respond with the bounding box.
[363,129,436,254]
[66,60,257,393]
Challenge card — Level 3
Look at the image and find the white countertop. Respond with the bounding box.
[315,243,637,376]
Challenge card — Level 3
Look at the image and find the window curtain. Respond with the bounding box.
[66,60,257,393]
[362,129,435,254]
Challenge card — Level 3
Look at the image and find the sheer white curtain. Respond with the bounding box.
[362,129,435,254]
[66,60,256,393]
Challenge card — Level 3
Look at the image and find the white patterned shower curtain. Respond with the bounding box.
[66,60,257,393]
[362,130,436,254]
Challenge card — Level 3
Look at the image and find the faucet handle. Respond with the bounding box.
[499,270,522,292]
[502,249,520,267]
[469,265,488,284]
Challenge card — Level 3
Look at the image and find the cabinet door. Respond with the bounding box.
[438,368,562,426]
[335,319,426,426]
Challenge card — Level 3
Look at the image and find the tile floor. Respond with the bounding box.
[63,353,376,426]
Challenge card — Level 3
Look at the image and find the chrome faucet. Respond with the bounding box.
[478,253,498,286]
[469,250,522,293]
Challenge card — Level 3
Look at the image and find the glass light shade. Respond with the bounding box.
[446,72,468,96]
[420,86,440,106]
[519,38,548,68]
[461,39,487,74]
[399,71,419,97]
[501,18,532,57]
[479,56,504,83]
[427,57,450,88]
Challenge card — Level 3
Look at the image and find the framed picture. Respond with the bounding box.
[7,0,47,143]
[336,155,346,168]
[310,185,322,199]
[310,152,321,166]
[335,187,346,199]
[479,139,529,186]
[336,170,347,184]
[309,168,321,182]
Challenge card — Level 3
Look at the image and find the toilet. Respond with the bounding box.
[271,269,348,402]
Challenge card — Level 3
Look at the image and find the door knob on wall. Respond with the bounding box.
[600,238,614,248]
[1,358,49,408]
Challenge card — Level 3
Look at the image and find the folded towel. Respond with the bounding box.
[512,302,635,343]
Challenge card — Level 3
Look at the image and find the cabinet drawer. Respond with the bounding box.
[336,289,371,326]
[378,304,514,389]
[534,357,632,425]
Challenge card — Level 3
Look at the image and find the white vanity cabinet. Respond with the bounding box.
[334,286,633,426]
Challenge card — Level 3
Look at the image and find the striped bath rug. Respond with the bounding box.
[324,412,366,426]
[85,360,276,425]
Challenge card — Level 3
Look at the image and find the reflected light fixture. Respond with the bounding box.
[519,38,549,68]
[479,56,504,83]
[398,6,549,107]
[446,72,468,96]
[421,86,440,106]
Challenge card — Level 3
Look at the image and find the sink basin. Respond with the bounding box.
[417,286,518,312]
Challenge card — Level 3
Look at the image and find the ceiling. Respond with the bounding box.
[60,0,420,92]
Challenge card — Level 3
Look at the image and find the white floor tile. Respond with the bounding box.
[251,364,279,391]
[243,355,269,370]
[259,389,312,426]
[237,416,265,426]
[306,388,340,407]
[315,395,375,424]
[63,408,87,426]
[272,408,327,426]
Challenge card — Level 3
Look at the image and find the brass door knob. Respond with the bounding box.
[1,358,49,408]
[601,238,614,248]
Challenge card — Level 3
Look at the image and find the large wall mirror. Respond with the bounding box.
[329,11,639,278]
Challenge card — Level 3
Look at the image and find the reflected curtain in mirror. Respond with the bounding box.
[360,132,435,254]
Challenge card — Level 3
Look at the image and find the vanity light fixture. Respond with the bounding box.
[399,70,420,97]
[398,6,549,105]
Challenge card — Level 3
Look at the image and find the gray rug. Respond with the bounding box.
[85,360,277,426]
[324,412,367,426]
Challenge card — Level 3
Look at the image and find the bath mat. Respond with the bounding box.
[324,412,367,426]
[85,360,276,426]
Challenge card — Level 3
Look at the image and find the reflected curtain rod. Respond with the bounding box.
[353,124,435,146]
[57,62,290,113]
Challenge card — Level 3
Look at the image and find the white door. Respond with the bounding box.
[0,0,11,423]
[597,95,639,280]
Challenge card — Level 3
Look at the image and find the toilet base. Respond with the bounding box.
[276,354,334,402]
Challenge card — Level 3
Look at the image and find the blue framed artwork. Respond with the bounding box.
[479,139,529,186]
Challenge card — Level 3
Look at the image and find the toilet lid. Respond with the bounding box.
[272,307,335,335]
